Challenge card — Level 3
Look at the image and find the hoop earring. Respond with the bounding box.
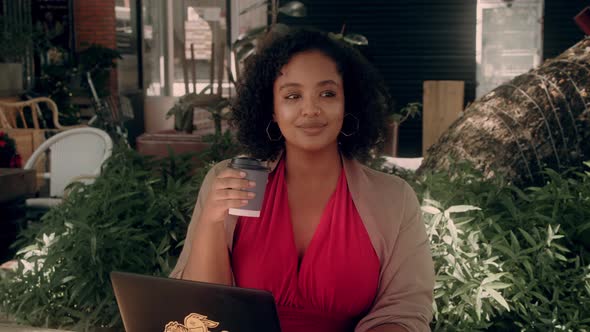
[266,121,283,141]
[340,113,359,137]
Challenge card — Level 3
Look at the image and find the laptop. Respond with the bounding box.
[110,271,282,332]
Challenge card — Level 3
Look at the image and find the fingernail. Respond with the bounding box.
[248,181,256,187]
[240,171,247,177]
[247,192,255,198]
[241,200,248,204]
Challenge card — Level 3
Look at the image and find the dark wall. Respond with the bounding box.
[283,1,587,157]
[544,0,587,59]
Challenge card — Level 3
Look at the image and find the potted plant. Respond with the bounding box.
[165,94,198,134]
[0,146,201,331]
[165,92,229,135]
[137,92,231,166]
[0,138,244,331]
[384,102,422,157]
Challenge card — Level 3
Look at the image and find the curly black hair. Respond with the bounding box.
[231,28,392,162]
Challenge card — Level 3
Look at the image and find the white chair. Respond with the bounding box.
[24,127,113,208]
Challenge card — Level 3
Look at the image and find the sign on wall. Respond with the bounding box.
[476,0,544,98]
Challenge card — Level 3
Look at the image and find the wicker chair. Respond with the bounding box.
[0,97,79,130]
[0,97,85,165]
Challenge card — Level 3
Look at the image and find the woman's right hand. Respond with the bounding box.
[198,168,256,225]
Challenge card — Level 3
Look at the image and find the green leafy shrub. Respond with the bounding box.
[412,161,590,331]
[423,201,509,331]
[200,130,244,163]
[2,135,589,331]
[0,146,207,330]
[0,129,242,330]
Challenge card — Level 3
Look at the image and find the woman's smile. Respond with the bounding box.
[297,120,328,135]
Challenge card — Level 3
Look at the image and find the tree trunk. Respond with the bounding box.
[419,37,590,185]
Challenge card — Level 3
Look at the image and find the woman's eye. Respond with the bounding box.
[285,94,300,100]
[320,91,336,97]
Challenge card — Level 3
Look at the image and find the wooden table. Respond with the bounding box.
[0,168,36,203]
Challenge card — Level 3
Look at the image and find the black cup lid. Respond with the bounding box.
[230,157,268,170]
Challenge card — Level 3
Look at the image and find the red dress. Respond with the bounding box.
[232,158,380,332]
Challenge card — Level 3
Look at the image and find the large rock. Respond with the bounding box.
[419,37,590,185]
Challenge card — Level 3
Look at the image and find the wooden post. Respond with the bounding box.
[191,43,197,93]
[210,36,216,95]
[382,121,400,157]
[182,42,189,94]
[217,32,225,96]
[422,81,464,156]
[392,121,399,157]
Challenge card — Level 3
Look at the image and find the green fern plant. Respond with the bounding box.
[0,146,207,330]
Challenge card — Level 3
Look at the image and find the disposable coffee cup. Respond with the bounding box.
[228,157,269,217]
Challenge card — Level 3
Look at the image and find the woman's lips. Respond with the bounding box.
[298,123,327,135]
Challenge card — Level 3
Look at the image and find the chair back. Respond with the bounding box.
[24,127,113,197]
[0,97,70,130]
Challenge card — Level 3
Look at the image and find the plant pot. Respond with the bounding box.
[135,129,212,167]
[0,63,23,97]
[382,121,399,157]
[143,96,176,133]
[174,109,194,133]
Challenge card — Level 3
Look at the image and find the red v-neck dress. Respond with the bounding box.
[231,158,380,332]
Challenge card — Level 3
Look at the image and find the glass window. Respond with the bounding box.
[136,1,266,133]
[116,0,140,93]
[233,0,266,39]
[142,0,166,96]
[141,0,232,97]
[172,0,228,97]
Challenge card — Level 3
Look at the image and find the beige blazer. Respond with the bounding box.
[170,155,434,332]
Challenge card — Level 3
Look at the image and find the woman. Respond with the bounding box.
[171,28,434,332]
